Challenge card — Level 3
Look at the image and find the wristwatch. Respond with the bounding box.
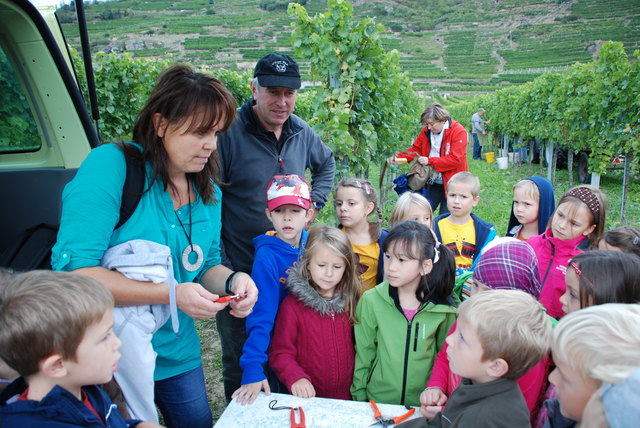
[313,201,324,211]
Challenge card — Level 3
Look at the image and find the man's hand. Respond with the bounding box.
[417,156,429,166]
[231,380,271,406]
[291,378,316,398]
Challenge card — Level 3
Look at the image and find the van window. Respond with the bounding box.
[0,45,41,153]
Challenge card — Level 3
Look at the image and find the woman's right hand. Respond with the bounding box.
[176,282,228,319]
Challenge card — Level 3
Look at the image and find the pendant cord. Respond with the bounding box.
[175,180,194,252]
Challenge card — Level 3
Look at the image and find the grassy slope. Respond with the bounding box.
[59,0,640,95]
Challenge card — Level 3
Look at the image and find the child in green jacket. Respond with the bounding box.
[351,221,457,407]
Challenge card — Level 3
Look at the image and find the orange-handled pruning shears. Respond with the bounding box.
[214,292,248,303]
[368,400,416,427]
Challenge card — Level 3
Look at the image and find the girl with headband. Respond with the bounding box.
[528,185,607,319]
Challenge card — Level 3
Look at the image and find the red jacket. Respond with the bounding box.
[269,270,355,400]
[395,119,468,192]
[528,228,590,319]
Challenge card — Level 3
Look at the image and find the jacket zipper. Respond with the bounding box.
[541,241,556,286]
[413,322,420,352]
[278,157,284,173]
[329,309,338,394]
[400,319,412,405]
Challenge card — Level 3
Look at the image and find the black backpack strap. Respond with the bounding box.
[115,144,145,230]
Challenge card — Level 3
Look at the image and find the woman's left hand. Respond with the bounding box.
[228,272,258,318]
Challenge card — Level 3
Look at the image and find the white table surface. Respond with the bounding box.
[214,392,420,427]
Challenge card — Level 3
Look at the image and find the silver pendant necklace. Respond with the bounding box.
[175,180,203,272]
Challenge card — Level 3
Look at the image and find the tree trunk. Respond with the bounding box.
[528,139,533,175]
[567,148,574,187]
[547,141,555,182]
[550,144,558,184]
[620,152,630,223]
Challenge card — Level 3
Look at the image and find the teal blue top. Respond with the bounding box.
[52,143,222,380]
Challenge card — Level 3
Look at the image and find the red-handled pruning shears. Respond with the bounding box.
[214,293,248,303]
[368,400,416,427]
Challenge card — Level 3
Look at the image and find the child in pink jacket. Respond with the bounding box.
[528,185,606,319]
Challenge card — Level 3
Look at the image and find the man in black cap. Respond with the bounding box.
[216,53,335,404]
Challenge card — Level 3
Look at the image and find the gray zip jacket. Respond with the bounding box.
[217,98,335,273]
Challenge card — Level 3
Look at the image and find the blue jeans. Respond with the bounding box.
[154,366,212,428]
[472,133,482,160]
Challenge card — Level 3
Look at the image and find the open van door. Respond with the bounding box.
[0,0,97,267]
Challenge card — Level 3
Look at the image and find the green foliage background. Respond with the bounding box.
[445,42,640,176]
[0,49,39,151]
[289,0,421,176]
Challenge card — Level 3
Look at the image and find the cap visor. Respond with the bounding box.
[257,75,301,89]
[267,197,310,211]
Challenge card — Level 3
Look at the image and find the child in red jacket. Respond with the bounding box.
[269,225,361,400]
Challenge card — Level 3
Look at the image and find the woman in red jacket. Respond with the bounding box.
[389,103,469,215]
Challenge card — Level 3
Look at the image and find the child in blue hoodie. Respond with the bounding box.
[506,176,555,240]
[231,174,313,406]
[0,271,157,427]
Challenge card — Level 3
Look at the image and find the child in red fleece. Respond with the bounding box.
[422,239,552,424]
[528,185,606,319]
[269,225,361,399]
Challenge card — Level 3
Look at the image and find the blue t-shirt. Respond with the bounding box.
[52,143,222,380]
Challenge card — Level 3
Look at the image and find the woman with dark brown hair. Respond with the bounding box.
[52,64,257,427]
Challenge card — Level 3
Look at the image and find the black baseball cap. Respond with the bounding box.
[253,53,301,89]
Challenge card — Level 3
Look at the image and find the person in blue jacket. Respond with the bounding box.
[506,176,556,240]
[0,271,156,427]
[232,174,314,406]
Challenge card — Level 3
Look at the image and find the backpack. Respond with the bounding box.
[0,145,145,272]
